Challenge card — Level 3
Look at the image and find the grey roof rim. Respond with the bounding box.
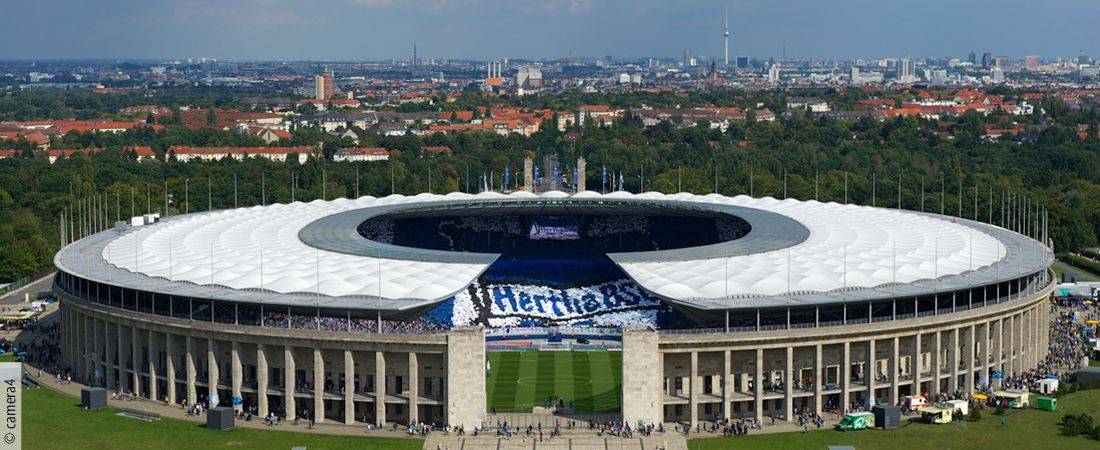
[53,199,1051,314]
[298,198,809,263]
[653,212,1053,310]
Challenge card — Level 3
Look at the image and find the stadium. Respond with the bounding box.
[53,190,1054,430]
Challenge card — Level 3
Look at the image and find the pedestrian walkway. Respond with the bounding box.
[423,429,688,450]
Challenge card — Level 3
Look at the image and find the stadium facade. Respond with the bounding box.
[55,191,1054,428]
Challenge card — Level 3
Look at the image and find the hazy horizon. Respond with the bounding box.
[1,0,1097,61]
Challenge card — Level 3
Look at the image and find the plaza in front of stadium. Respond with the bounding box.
[40,161,1074,447]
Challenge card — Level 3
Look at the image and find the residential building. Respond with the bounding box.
[333,147,389,162]
[167,146,315,163]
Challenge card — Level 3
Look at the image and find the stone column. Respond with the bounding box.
[116,323,124,391]
[344,350,355,425]
[753,348,763,422]
[1006,315,1015,376]
[445,327,487,428]
[375,351,386,426]
[103,320,113,389]
[166,333,176,405]
[185,336,197,406]
[208,338,219,406]
[813,344,822,416]
[131,327,141,396]
[993,319,1003,388]
[1029,308,1035,369]
[949,329,959,393]
[841,342,851,412]
[689,351,698,427]
[867,339,876,404]
[231,342,243,412]
[148,330,158,402]
[83,314,92,385]
[1016,310,1025,369]
[930,331,941,397]
[257,344,269,417]
[889,337,899,405]
[784,347,793,421]
[722,350,732,419]
[284,346,296,421]
[313,348,325,423]
[1016,313,1024,375]
[965,325,976,391]
[912,333,921,394]
[980,322,990,388]
[408,352,419,424]
[1038,303,1047,358]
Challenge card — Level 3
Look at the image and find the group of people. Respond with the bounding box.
[257,311,447,335]
[710,417,762,437]
[1002,299,1093,392]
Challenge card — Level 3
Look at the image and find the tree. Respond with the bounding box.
[206,108,217,126]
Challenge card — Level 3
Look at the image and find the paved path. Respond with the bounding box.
[0,272,55,305]
[1053,261,1100,282]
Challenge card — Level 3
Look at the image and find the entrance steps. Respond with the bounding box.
[424,432,687,450]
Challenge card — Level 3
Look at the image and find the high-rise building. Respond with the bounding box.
[981,52,993,68]
[1079,50,1090,66]
[736,55,749,70]
[849,66,861,84]
[767,63,780,83]
[968,51,977,65]
[991,67,1005,83]
[993,56,1006,69]
[1025,55,1040,71]
[515,66,543,89]
[898,58,915,82]
[314,73,334,100]
[723,7,730,66]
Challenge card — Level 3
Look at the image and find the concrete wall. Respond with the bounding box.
[446,326,486,429]
[622,325,661,425]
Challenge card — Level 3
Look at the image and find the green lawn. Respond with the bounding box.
[693,389,1100,450]
[23,387,422,450]
[487,349,621,414]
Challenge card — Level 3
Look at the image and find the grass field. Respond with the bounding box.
[22,387,422,450]
[693,388,1100,450]
[486,349,621,414]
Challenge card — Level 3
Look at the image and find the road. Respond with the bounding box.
[0,272,55,306]
[1053,261,1099,283]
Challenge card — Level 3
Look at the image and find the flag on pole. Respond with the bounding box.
[602,166,607,191]
[504,166,510,188]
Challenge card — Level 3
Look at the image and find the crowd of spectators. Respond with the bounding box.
[1001,297,1094,392]
[256,309,447,334]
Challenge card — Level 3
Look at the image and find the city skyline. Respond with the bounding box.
[1,0,1098,61]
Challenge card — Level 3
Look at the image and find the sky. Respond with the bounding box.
[1,0,1098,61]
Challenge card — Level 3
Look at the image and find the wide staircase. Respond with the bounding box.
[423,429,688,450]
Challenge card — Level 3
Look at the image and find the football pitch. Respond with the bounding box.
[486,350,622,414]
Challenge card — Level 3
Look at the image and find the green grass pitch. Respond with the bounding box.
[486,350,622,414]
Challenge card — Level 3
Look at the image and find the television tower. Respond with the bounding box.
[723,7,730,66]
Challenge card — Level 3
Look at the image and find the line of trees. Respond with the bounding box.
[0,90,1097,281]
